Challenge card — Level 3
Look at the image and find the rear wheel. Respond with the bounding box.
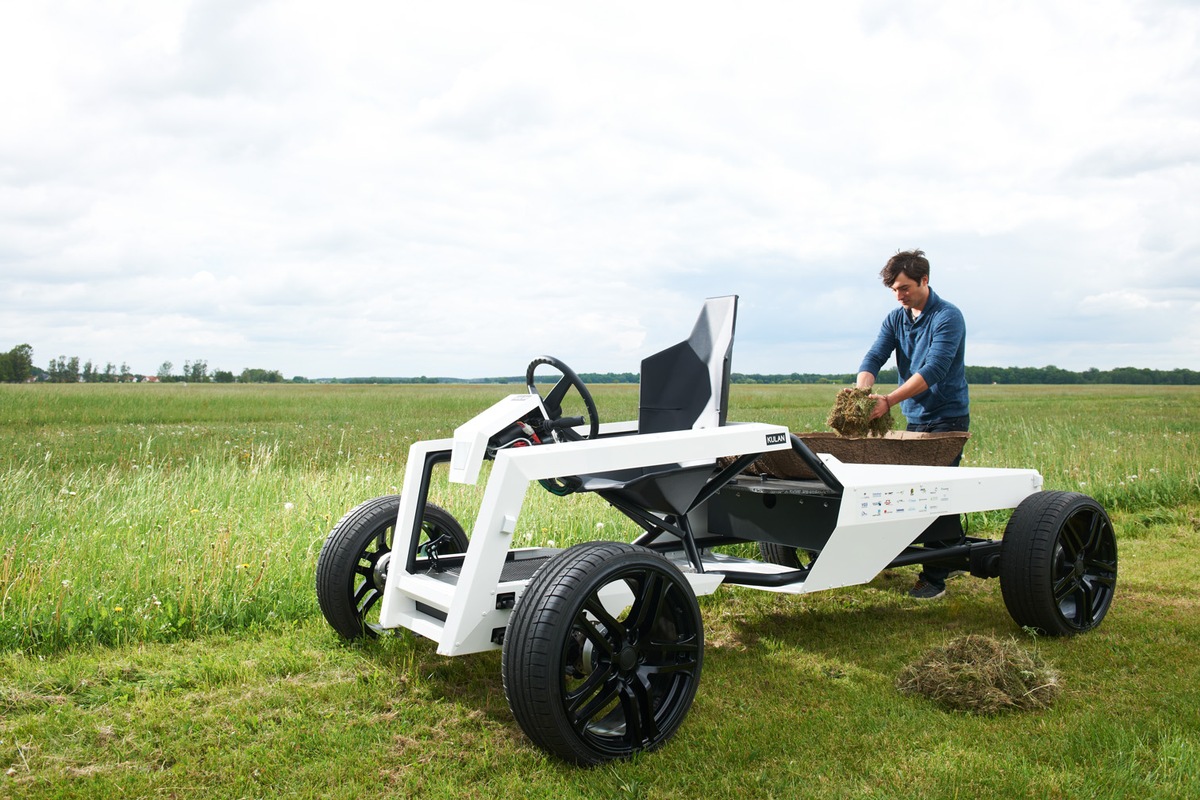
[316,495,467,639]
[999,491,1117,635]
[502,542,703,765]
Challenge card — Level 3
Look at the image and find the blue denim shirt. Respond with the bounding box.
[858,288,969,424]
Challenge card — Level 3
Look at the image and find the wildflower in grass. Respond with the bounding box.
[284,502,295,512]
[595,522,605,530]
[114,606,123,613]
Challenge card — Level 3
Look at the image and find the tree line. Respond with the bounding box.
[731,366,1200,385]
[4,342,1198,385]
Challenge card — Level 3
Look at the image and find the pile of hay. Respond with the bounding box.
[827,387,894,437]
[896,634,1063,715]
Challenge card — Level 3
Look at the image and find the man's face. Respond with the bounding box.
[889,272,930,312]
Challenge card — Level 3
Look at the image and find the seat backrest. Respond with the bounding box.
[638,295,737,434]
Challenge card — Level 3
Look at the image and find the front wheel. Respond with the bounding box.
[502,542,703,765]
[316,495,468,639]
[999,491,1117,636]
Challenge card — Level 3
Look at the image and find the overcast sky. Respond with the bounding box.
[3,1,1198,379]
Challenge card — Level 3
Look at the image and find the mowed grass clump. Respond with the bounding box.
[896,634,1063,714]
[827,387,894,437]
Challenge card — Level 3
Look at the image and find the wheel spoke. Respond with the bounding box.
[1076,580,1099,624]
[627,571,667,635]
[1053,573,1080,605]
[574,614,616,658]
[353,583,379,616]
[1060,517,1086,559]
[616,676,659,747]
[582,597,626,643]
[568,670,620,730]
[644,636,701,670]
[1081,511,1104,552]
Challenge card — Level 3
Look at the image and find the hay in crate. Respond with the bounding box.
[757,431,970,480]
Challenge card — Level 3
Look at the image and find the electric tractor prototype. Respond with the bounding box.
[315,296,1117,765]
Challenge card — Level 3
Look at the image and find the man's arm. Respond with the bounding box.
[857,315,898,389]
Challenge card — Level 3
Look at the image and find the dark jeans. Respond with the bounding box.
[908,415,970,588]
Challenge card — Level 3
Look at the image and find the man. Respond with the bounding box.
[856,249,969,599]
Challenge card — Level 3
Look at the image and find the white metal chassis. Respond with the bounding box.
[378,398,1043,657]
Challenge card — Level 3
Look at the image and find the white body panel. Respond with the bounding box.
[798,456,1041,592]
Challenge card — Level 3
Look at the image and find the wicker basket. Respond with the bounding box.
[755,431,970,480]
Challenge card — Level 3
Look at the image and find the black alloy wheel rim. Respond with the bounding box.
[1052,504,1117,630]
[560,566,701,757]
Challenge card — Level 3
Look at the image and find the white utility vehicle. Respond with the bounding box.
[316,296,1117,765]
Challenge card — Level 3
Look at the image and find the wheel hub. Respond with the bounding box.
[373,551,391,590]
[616,645,639,672]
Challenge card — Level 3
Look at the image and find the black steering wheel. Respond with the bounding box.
[525,356,600,441]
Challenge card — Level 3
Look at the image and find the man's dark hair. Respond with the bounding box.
[881,249,929,286]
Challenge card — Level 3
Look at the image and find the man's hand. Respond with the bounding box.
[868,394,891,420]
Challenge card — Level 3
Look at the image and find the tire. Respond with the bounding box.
[999,491,1117,636]
[502,542,703,765]
[316,495,468,639]
[758,542,818,569]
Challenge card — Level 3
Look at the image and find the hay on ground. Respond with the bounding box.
[827,387,894,437]
[895,634,1062,715]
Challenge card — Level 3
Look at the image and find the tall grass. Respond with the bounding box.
[1,382,1197,655]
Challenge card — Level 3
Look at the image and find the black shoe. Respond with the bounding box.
[908,579,946,600]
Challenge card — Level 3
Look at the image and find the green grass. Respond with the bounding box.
[2,382,1199,797]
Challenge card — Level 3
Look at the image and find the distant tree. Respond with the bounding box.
[291,376,310,383]
[120,362,132,382]
[47,356,81,383]
[239,368,284,383]
[157,361,174,382]
[185,359,209,382]
[213,370,235,383]
[0,344,35,382]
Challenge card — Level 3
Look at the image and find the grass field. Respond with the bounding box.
[2,382,1199,798]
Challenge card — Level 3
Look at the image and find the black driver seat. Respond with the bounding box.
[574,296,738,515]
